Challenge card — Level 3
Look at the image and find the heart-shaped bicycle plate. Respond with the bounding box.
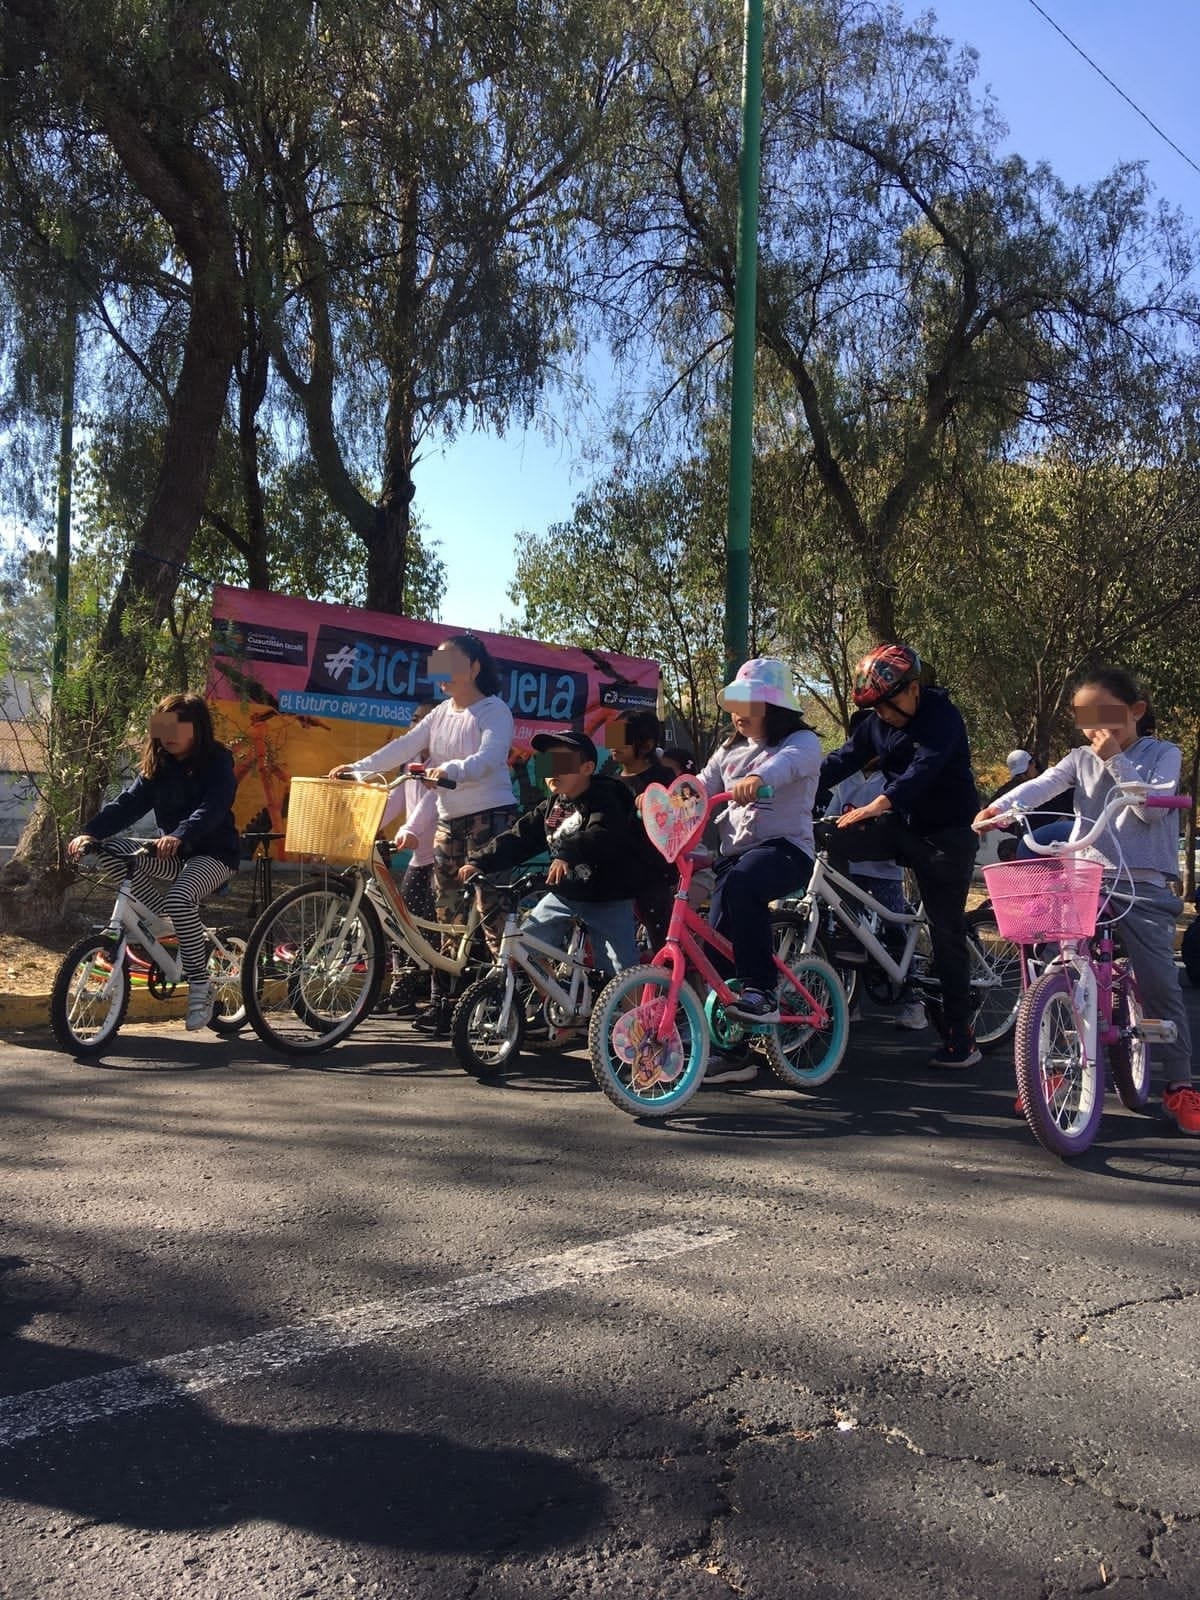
[641,776,708,863]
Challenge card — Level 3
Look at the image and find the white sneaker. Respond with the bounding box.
[889,1001,928,1031]
[186,980,214,1032]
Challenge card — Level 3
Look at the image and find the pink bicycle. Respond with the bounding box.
[979,782,1190,1159]
[587,778,848,1116]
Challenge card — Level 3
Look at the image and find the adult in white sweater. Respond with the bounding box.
[331,635,517,1032]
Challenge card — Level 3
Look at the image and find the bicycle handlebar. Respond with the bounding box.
[980,782,1192,857]
[336,765,457,790]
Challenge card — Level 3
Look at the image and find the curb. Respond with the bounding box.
[0,989,189,1032]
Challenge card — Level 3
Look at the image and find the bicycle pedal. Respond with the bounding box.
[1133,1020,1178,1044]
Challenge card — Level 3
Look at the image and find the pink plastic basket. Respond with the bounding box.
[981,858,1105,944]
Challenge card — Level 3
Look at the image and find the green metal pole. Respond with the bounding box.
[52,275,77,698]
[724,0,764,681]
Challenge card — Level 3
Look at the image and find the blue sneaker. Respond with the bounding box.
[725,988,780,1025]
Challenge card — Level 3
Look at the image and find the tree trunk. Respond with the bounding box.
[365,494,413,614]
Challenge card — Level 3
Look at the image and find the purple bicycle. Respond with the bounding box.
[978,783,1190,1160]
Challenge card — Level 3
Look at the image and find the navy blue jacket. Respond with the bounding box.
[83,747,241,869]
[818,689,979,832]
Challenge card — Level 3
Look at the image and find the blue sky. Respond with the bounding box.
[419,0,1200,634]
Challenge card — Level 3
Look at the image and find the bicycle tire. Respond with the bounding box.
[243,881,385,1054]
[782,896,858,1008]
[451,974,525,1076]
[1109,965,1152,1112]
[1014,969,1103,1158]
[921,910,1023,1051]
[588,965,708,1117]
[208,931,248,1035]
[764,934,849,1090]
[965,908,1024,1049]
[51,934,130,1055]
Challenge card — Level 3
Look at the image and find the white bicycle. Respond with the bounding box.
[51,842,247,1055]
[450,874,599,1076]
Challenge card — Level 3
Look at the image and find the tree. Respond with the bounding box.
[589,0,1200,642]
[509,454,790,755]
[255,0,631,611]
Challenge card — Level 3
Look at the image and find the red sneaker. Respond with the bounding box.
[1162,1084,1200,1135]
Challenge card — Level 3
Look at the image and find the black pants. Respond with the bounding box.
[710,838,813,993]
[827,816,976,1035]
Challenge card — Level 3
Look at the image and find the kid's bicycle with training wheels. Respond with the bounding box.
[977,783,1190,1160]
[51,842,247,1055]
[241,768,490,1054]
[588,777,849,1117]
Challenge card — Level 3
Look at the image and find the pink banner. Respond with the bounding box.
[206,586,660,836]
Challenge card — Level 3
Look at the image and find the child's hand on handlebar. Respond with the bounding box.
[157,836,181,859]
[729,775,765,804]
[457,863,480,884]
[972,804,1005,833]
[327,763,355,778]
[546,859,570,886]
[67,834,95,861]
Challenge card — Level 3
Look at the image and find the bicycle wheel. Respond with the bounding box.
[452,974,525,1076]
[243,881,385,1053]
[588,965,708,1117]
[1014,969,1103,1158]
[207,931,247,1035]
[1109,966,1152,1112]
[51,935,131,1055]
[964,909,1024,1049]
[765,931,849,1090]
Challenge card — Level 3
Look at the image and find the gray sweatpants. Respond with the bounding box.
[1107,883,1193,1086]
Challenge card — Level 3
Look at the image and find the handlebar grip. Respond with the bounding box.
[1145,794,1192,809]
[757,784,773,800]
[406,763,457,790]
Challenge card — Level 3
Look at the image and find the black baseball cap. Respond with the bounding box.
[531,729,598,766]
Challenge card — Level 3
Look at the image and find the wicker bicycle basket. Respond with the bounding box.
[981,857,1105,945]
[284,777,389,865]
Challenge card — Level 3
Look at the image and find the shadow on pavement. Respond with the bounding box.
[0,1355,605,1553]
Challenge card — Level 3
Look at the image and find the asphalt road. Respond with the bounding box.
[1,982,1198,1599]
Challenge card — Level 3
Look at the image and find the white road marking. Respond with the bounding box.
[0,1222,735,1447]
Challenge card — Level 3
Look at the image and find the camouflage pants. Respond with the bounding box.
[431,805,517,995]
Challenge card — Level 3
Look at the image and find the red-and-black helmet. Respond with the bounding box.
[852,644,922,708]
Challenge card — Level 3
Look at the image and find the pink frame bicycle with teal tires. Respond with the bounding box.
[587,777,849,1117]
[979,783,1190,1160]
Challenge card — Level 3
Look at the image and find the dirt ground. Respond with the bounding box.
[0,933,72,994]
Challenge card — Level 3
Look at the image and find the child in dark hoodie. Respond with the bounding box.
[460,730,648,978]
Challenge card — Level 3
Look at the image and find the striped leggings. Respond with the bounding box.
[98,838,233,981]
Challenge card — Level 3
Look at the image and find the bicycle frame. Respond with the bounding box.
[796,855,925,987]
[91,851,237,991]
[487,916,592,1030]
[644,794,833,1044]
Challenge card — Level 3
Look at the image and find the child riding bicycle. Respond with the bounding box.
[975,667,1198,1135]
[695,658,822,1032]
[66,693,241,1031]
[460,730,653,981]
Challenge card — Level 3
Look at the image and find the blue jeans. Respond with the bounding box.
[522,893,640,981]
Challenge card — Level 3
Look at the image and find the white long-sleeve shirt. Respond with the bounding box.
[349,696,516,821]
[382,780,437,866]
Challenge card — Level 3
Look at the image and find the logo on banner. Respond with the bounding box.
[213,618,309,669]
